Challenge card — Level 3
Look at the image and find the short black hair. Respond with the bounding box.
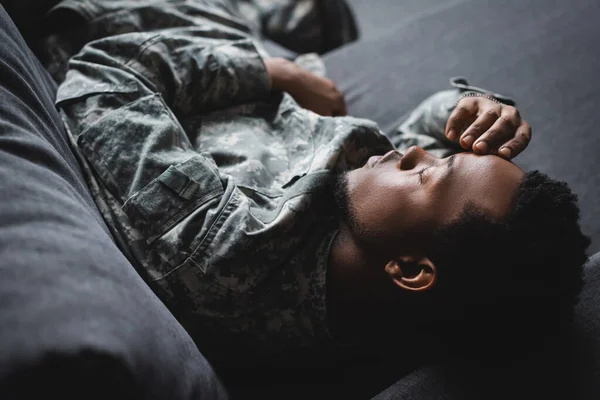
[424,171,590,362]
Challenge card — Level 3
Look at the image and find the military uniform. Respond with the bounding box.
[48,0,511,363]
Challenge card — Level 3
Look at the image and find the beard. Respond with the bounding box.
[332,172,365,239]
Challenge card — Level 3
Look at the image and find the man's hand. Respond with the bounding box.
[265,58,347,117]
[445,96,532,159]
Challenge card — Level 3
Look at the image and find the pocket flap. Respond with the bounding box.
[123,155,224,243]
[158,165,201,200]
[56,81,139,105]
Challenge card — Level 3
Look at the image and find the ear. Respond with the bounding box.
[384,256,437,292]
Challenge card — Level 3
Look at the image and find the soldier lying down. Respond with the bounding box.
[52,0,589,368]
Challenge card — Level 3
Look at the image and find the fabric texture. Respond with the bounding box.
[38,0,357,84]
[232,0,358,54]
[49,0,489,368]
[0,5,227,399]
[50,0,394,367]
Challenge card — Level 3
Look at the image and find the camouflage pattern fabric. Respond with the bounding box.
[234,0,358,54]
[41,0,357,83]
[52,0,390,363]
[50,0,512,363]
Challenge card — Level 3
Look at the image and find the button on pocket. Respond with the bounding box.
[123,155,224,244]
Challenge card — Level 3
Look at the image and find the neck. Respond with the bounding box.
[327,223,397,344]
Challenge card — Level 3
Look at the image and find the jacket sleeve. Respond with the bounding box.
[57,28,271,120]
[55,28,270,241]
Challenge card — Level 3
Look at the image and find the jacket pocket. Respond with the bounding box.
[62,92,225,244]
[123,155,224,244]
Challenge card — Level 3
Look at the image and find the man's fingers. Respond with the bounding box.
[498,122,532,159]
[459,106,501,150]
[448,98,531,158]
[471,116,516,154]
[472,106,521,154]
[445,99,478,141]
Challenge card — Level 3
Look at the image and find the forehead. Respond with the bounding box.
[445,153,524,218]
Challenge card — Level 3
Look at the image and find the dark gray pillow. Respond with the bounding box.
[0,5,227,399]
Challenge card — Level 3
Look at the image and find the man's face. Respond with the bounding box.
[334,146,525,255]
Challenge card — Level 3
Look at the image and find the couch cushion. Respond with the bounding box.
[0,5,227,398]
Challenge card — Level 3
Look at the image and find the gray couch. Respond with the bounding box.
[0,4,227,400]
[1,1,599,399]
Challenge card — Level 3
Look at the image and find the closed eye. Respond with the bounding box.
[417,167,430,184]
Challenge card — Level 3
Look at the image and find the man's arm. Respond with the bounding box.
[265,57,347,117]
[395,81,531,159]
[58,29,272,121]
[57,26,287,222]
[56,26,295,305]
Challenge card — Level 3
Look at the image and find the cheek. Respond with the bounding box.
[349,170,403,209]
[349,170,429,236]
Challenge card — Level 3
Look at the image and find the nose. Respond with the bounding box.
[399,146,433,170]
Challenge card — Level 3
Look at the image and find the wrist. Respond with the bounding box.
[454,92,504,108]
[264,58,300,92]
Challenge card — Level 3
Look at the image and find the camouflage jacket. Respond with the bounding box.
[41,0,357,83]
[51,0,513,364]
[53,0,391,363]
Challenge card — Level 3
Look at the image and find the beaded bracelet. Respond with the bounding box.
[454,92,504,108]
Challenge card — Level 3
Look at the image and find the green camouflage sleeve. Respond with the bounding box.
[58,29,271,119]
[232,0,358,54]
[54,27,273,261]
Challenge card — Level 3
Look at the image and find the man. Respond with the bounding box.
[47,0,589,367]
